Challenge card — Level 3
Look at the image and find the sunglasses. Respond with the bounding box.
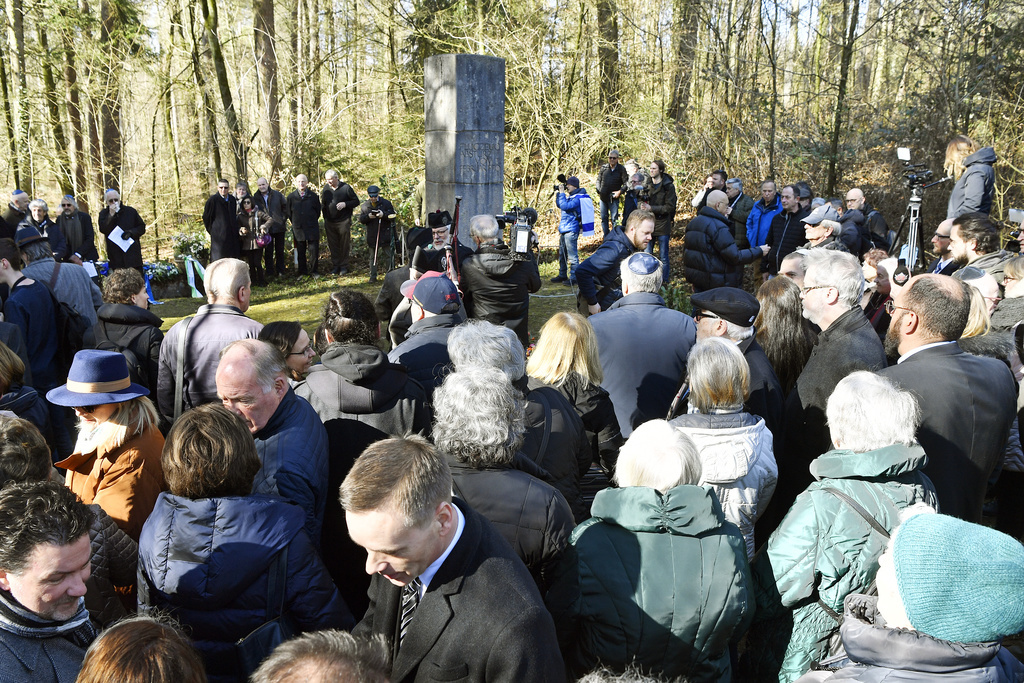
[693,312,721,322]
[74,405,99,414]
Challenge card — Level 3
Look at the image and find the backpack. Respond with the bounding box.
[94,324,151,389]
[20,265,90,382]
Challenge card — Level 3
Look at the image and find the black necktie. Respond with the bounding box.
[399,577,423,647]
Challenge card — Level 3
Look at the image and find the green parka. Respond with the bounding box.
[741,443,937,682]
[564,484,753,681]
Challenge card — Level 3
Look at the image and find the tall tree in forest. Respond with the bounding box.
[6,0,29,189]
[98,0,123,191]
[200,0,246,179]
[184,1,221,182]
[0,41,20,188]
[254,0,282,177]
[37,22,73,194]
[825,0,860,195]
[60,3,88,203]
[597,0,619,111]
[667,0,699,123]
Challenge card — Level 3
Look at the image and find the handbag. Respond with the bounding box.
[236,546,298,675]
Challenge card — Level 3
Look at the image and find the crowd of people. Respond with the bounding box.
[0,131,1021,683]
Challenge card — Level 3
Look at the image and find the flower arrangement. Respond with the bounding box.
[143,261,181,284]
[172,230,209,261]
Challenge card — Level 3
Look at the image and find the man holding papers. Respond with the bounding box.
[98,189,146,273]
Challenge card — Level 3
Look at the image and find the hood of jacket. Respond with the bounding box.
[670,412,770,482]
[320,343,392,384]
[0,384,41,414]
[650,172,675,194]
[958,332,1013,362]
[604,225,635,252]
[965,146,997,168]
[96,302,164,328]
[840,209,865,227]
[590,483,726,536]
[140,493,303,609]
[470,244,517,277]
[810,443,927,481]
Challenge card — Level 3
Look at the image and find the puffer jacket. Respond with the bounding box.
[138,493,353,683]
[728,192,755,248]
[746,195,783,248]
[460,245,541,346]
[295,342,431,617]
[252,387,329,547]
[800,235,850,253]
[92,303,164,397]
[449,455,575,598]
[990,296,1024,333]
[947,146,996,219]
[683,205,762,291]
[648,173,677,237]
[556,187,592,234]
[741,443,938,683]
[574,226,635,308]
[85,503,137,627]
[563,484,753,681]
[798,594,1024,682]
[0,383,51,442]
[670,411,777,558]
[838,209,866,256]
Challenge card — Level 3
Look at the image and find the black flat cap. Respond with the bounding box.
[690,287,760,327]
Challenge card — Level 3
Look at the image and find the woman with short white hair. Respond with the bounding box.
[741,372,938,681]
[559,419,753,681]
[670,337,777,558]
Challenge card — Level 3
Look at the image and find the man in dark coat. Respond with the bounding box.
[761,249,887,539]
[0,190,28,240]
[296,288,431,616]
[97,189,146,272]
[358,186,397,282]
[724,178,756,248]
[387,272,462,401]
[683,190,768,292]
[55,196,99,264]
[286,174,322,276]
[253,177,288,277]
[460,215,541,346]
[846,187,890,251]
[764,184,809,277]
[880,274,1016,522]
[575,209,654,315]
[926,218,958,275]
[690,287,784,445]
[321,170,360,275]
[595,149,628,236]
[343,436,565,683]
[202,179,239,262]
[591,252,697,438]
[0,320,32,386]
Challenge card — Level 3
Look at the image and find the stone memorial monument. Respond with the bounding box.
[424,54,505,248]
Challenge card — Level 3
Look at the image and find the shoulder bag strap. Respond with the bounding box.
[48,262,61,289]
[266,546,288,621]
[173,316,194,422]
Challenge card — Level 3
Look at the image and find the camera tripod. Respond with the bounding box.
[890,177,950,272]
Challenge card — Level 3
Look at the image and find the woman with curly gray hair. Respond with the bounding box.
[432,366,574,600]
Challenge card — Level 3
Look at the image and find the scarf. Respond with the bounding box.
[58,213,85,255]
[0,589,95,648]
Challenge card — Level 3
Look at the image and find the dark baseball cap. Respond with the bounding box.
[400,271,461,314]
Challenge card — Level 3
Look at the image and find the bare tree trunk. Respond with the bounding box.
[61,21,87,204]
[0,41,20,188]
[185,1,221,184]
[825,0,860,195]
[668,0,699,122]
[37,25,73,194]
[6,0,28,190]
[254,0,282,177]
[597,0,619,112]
[99,0,122,191]
[200,0,245,179]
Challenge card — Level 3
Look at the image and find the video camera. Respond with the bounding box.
[897,147,937,190]
[496,207,539,260]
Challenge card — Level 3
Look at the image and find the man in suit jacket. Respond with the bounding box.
[203,179,239,262]
[253,177,288,277]
[926,218,958,276]
[880,274,1016,522]
[342,436,565,683]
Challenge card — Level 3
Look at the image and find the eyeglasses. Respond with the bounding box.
[60,203,73,208]
[288,344,314,357]
[693,312,721,322]
[800,284,833,294]
[74,406,97,414]
[106,199,118,204]
[932,232,951,239]
[884,300,914,315]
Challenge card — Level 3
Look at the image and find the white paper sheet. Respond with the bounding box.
[82,261,98,277]
[107,226,135,253]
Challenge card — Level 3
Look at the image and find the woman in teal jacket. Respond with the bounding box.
[561,419,753,681]
[740,372,938,682]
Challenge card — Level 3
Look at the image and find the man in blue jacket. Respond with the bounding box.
[575,209,654,315]
[552,176,593,286]
[745,180,782,250]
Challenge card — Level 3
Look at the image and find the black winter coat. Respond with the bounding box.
[648,173,677,237]
[358,197,396,246]
[92,303,164,397]
[764,206,810,275]
[203,194,239,261]
[683,206,762,291]
[252,189,287,235]
[0,204,25,239]
[387,313,459,400]
[98,203,146,270]
[286,188,322,240]
[85,503,137,627]
[321,182,360,223]
[461,245,541,346]
[295,342,432,616]
[839,209,866,255]
[596,163,628,202]
[530,373,622,478]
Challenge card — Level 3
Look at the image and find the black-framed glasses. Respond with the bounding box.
[884,300,914,315]
[106,199,118,204]
[693,312,721,322]
[800,284,833,294]
[288,344,313,357]
[932,232,951,239]
[74,405,97,414]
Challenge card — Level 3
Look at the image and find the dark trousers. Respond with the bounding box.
[243,249,265,285]
[325,218,352,270]
[297,239,320,275]
[264,233,286,276]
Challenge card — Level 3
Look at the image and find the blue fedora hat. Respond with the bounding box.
[46,350,149,407]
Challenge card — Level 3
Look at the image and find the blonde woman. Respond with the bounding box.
[527,311,622,478]
[945,134,996,219]
[48,350,165,541]
[992,255,1024,332]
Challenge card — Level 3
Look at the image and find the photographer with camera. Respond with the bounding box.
[357,185,396,283]
[460,214,541,347]
[552,176,593,286]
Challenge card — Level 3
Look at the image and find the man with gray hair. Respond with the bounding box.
[448,319,591,520]
[764,249,887,537]
[460,214,541,346]
[0,189,28,239]
[23,199,69,261]
[723,178,755,248]
[286,174,322,276]
[15,224,102,325]
[590,252,697,438]
[157,257,263,424]
[321,170,360,275]
[55,196,98,265]
[216,338,328,545]
[97,188,145,272]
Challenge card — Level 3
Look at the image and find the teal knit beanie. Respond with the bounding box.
[892,513,1024,643]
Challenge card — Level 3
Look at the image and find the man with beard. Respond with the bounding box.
[949,212,1015,289]
[575,209,655,316]
[760,249,886,539]
[926,218,957,275]
[880,274,1016,522]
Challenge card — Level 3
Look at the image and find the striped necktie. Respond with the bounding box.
[399,577,423,647]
